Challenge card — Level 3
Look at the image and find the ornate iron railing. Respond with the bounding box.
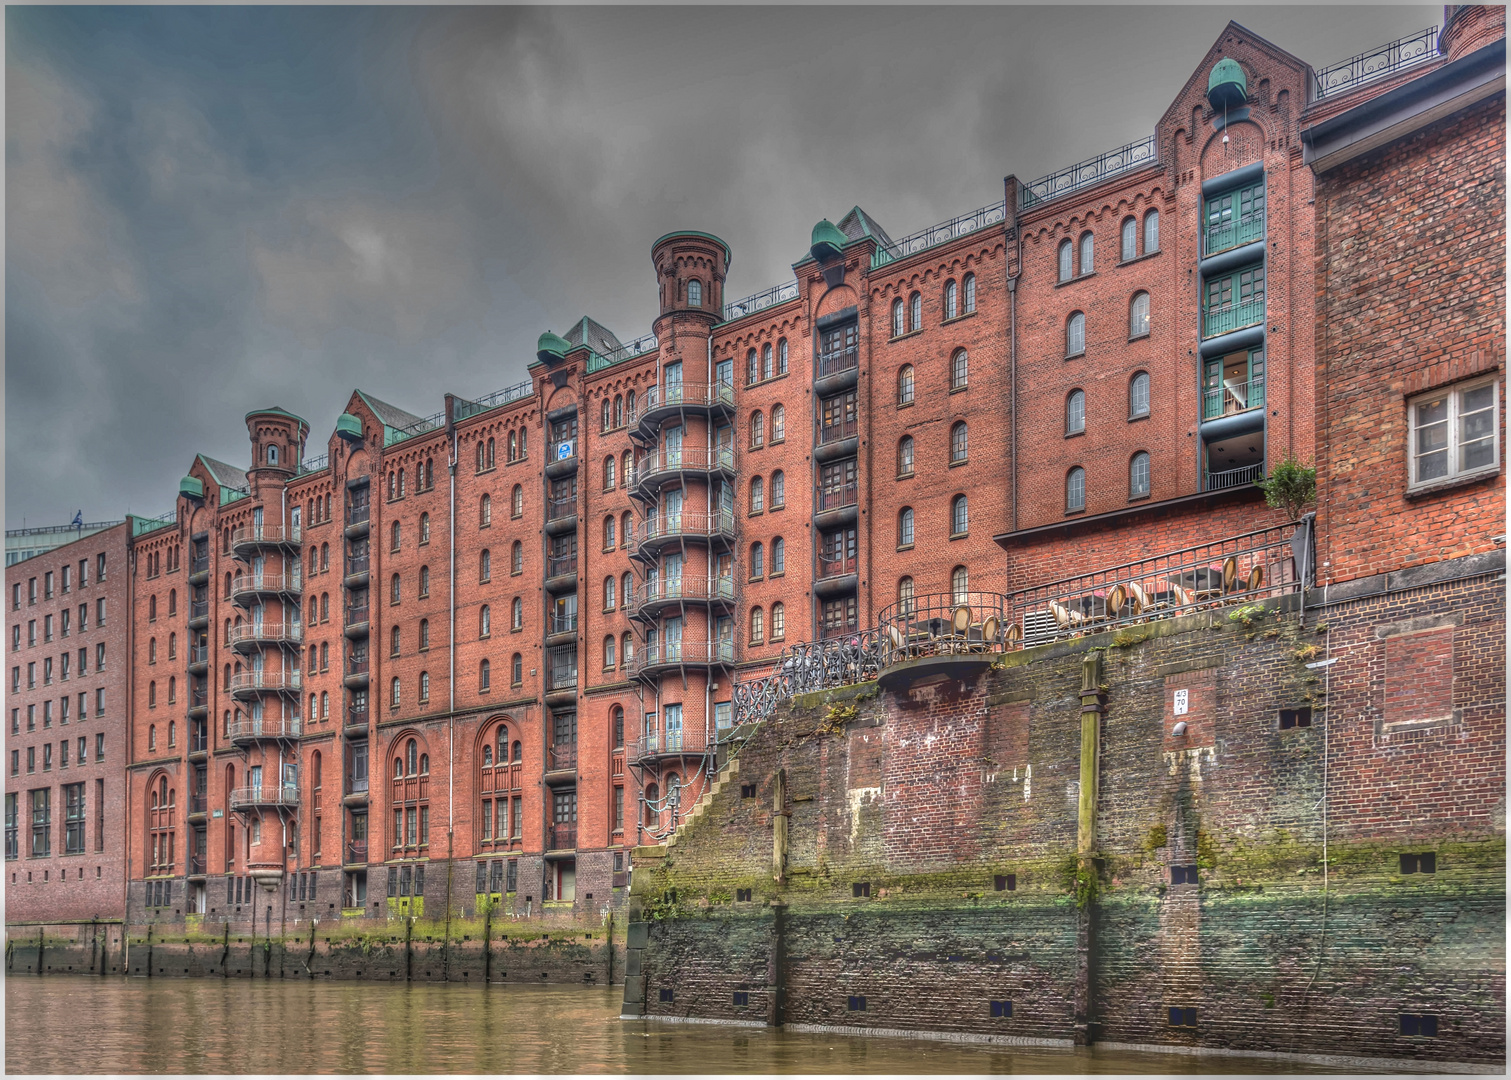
[633,510,736,553]
[878,591,1009,665]
[872,201,1007,267]
[296,454,329,476]
[385,411,446,447]
[638,381,735,415]
[722,281,799,323]
[1313,26,1438,99]
[731,630,883,726]
[1008,522,1301,647]
[589,334,658,372]
[1020,136,1158,209]
[454,381,534,422]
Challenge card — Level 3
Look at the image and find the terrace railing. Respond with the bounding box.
[588,334,658,372]
[816,481,859,513]
[816,345,859,380]
[1008,522,1302,647]
[731,630,883,727]
[1205,462,1266,492]
[1204,209,1266,256]
[1313,26,1438,99]
[453,381,534,422]
[1020,136,1158,210]
[1202,298,1266,339]
[872,201,1007,268]
[722,281,799,323]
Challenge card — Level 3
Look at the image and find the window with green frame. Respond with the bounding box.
[1204,179,1265,255]
[1203,265,1265,338]
[1203,349,1266,419]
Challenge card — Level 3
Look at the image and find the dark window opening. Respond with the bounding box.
[1169,1007,1198,1027]
[994,874,1016,892]
[847,995,866,1011]
[736,888,752,902]
[852,881,870,898]
[1400,852,1437,875]
[1400,1014,1438,1037]
[990,1000,1013,1018]
[733,991,750,1006]
[1171,865,1199,885]
[658,987,674,1003]
[1279,707,1313,730]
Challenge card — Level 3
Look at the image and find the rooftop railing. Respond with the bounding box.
[1008,522,1301,647]
[453,381,534,422]
[1019,135,1158,210]
[872,201,1007,268]
[295,454,329,476]
[132,512,178,538]
[1314,26,1438,99]
[588,334,659,372]
[722,280,799,323]
[5,519,120,539]
[385,411,446,447]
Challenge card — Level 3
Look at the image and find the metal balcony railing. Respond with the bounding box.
[631,446,736,485]
[546,554,577,579]
[1008,522,1301,647]
[189,729,208,754]
[231,572,301,596]
[816,345,859,380]
[189,794,208,814]
[552,438,578,462]
[346,707,369,729]
[1203,209,1265,257]
[189,687,209,711]
[816,481,859,513]
[346,503,370,527]
[347,656,370,679]
[346,840,368,864]
[189,855,206,876]
[230,524,301,548]
[818,417,859,445]
[1203,378,1267,420]
[189,600,210,622]
[229,785,300,810]
[228,670,303,695]
[188,645,209,666]
[733,632,883,726]
[634,576,736,610]
[639,382,736,413]
[190,555,210,576]
[547,664,578,692]
[346,605,370,628]
[1205,462,1266,492]
[634,510,735,551]
[878,591,1010,666]
[630,640,735,675]
[549,612,578,636]
[228,622,303,647]
[633,730,713,760]
[547,495,577,521]
[346,555,370,577]
[548,824,577,851]
[227,714,303,741]
[1202,298,1265,339]
[547,743,577,773]
[817,553,858,580]
[346,776,370,797]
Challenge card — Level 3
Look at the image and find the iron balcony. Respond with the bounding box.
[630,576,736,623]
[630,447,735,499]
[227,714,303,744]
[230,523,302,555]
[227,669,303,700]
[229,784,300,811]
[629,639,736,682]
[631,510,736,563]
[230,571,302,604]
[633,382,736,440]
[228,621,304,653]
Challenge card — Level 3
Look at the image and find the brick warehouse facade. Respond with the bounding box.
[2,5,1498,1002]
[616,7,1505,1070]
[5,523,131,923]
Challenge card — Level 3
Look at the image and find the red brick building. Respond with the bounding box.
[100,11,1502,933]
[5,523,130,923]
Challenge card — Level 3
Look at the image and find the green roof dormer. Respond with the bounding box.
[537,331,571,365]
[1207,58,1247,111]
[809,218,848,263]
[179,475,204,501]
[335,413,364,442]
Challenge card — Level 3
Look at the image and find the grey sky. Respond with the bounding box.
[5,4,1438,524]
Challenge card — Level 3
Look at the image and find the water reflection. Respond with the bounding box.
[6,979,1366,1074]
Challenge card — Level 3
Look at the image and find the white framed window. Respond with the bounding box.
[1409,377,1499,489]
[1130,451,1151,498]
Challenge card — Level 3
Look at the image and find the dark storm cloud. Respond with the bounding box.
[5,5,1438,523]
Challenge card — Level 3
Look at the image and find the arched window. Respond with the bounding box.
[418,618,429,651]
[963,272,976,313]
[419,751,430,774]
[644,783,659,826]
[622,512,633,545]
[480,494,491,527]
[1067,467,1086,512]
[320,592,329,620]
[898,436,914,476]
[1067,389,1086,434]
[750,476,764,514]
[480,605,491,637]
[320,691,329,719]
[614,394,624,427]
[944,279,958,320]
[149,638,157,664]
[687,279,702,307]
[479,550,491,583]
[391,625,401,657]
[168,632,176,660]
[1130,372,1150,418]
[398,469,407,497]
[604,576,616,611]
[148,721,156,747]
[320,543,328,570]
[747,349,759,385]
[1079,231,1094,275]
[511,653,523,686]
[604,456,616,491]
[1066,312,1086,357]
[769,601,785,640]
[391,677,401,707]
[511,597,522,630]
[1129,291,1150,338]
[750,412,765,448]
[320,642,328,670]
[771,404,785,442]
[951,566,970,604]
[390,574,401,604]
[951,349,969,390]
[391,520,401,552]
[621,632,634,667]
[891,298,905,337]
[420,512,430,543]
[770,470,785,508]
[601,398,611,432]
[898,507,915,547]
[495,725,508,763]
[897,365,915,405]
[479,659,491,691]
[1130,452,1151,498]
[603,516,616,551]
[950,422,969,463]
[749,605,765,643]
[149,596,156,621]
[771,536,785,574]
[750,542,765,578]
[511,740,521,763]
[909,291,922,332]
[1058,239,1073,282]
[951,494,969,536]
[168,589,176,615]
[621,452,632,486]
[1121,217,1137,262]
[762,344,773,380]
[604,635,616,670]
[419,565,430,597]
[778,338,788,374]
[622,571,634,605]
[1144,209,1160,254]
[898,576,916,618]
[505,432,515,463]
[167,676,176,704]
[406,739,418,775]
[425,458,433,489]
[394,755,404,779]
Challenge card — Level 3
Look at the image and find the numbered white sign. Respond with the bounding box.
[1173,689,1189,716]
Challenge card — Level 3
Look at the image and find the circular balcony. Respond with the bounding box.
[230,523,302,556]
[634,382,735,440]
[631,576,736,624]
[629,640,736,683]
[631,510,736,563]
[228,669,303,701]
[227,715,303,746]
[228,621,303,654]
[229,785,300,812]
[876,591,1009,690]
[230,572,302,605]
[632,732,713,766]
[631,447,735,500]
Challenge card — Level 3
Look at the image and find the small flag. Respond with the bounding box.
[71,511,83,529]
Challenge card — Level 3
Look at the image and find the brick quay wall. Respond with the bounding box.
[622,563,1506,1068]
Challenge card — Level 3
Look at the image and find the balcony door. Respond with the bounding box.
[664,487,684,532]
[664,425,683,467]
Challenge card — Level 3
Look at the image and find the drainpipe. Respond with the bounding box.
[447,427,458,928]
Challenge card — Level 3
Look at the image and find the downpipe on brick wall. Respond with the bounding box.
[446,426,458,972]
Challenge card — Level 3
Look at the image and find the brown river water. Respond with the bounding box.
[5,978,1368,1074]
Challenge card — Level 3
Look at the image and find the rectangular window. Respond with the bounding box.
[4,792,17,859]
[96,688,105,716]
[96,732,105,761]
[63,783,85,854]
[1202,265,1265,338]
[30,788,50,857]
[1203,179,1265,255]
[613,786,624,832]
[95,779,104,850]
[1408,377,1499,490]
[506,859,518,893]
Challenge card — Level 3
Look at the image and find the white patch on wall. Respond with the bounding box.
[1164,746,1217,782]
[1024,763,1032,803]
[847,786,882,845]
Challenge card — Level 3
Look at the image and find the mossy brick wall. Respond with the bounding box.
[630,577,1504,1065]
